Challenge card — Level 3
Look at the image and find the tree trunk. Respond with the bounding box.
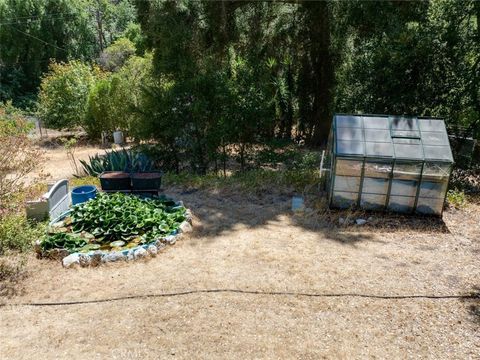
[95,4,104,52]
[302,1,334,147]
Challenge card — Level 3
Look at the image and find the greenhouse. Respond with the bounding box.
[324,114,454,215]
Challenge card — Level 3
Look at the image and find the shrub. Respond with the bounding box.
[85,55,152,139]
[446,189,467,209]
[0,104,42,206]
[84,78,116,138]
[37,61,98,130]
[0,214,44,255]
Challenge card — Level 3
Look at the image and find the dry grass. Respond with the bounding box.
[0,185,478,358]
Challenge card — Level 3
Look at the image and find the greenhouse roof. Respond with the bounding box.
[332,114,453,163]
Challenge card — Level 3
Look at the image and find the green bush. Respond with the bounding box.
[84,78,116,138]
[85,55,152,139]
[0,214,44,255]
[37,61,98,130]
[446,189,467,209]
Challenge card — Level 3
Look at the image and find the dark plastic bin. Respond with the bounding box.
[99,171,131,191]
[131,172,162,191]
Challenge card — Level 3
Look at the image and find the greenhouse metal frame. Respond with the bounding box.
[325,114,454,216]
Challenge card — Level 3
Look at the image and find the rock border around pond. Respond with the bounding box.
[35,209,193,268]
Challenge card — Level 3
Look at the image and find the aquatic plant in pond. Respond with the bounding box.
[41,193,186,253]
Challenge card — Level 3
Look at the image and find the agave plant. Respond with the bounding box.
[79,148,157,176]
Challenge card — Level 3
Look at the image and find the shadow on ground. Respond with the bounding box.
[166,185,451,247]
[462,286,480,326]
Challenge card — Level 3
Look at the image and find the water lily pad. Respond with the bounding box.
[110,240,125,248]
[78,243,101,252]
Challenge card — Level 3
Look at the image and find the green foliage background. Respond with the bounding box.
[1,0,479,169]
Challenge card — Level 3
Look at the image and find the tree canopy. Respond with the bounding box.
[1,0,478,169]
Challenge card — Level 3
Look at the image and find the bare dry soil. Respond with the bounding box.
[1,184,479,359]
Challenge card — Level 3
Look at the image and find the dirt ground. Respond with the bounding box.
[1,183,479,359]
[22,143,103,186]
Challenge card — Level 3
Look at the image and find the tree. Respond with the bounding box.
[98,37,136,72]
[0,0,96,107]
[0,0,137,107]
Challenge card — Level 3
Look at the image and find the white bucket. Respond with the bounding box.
[113,131,124,144]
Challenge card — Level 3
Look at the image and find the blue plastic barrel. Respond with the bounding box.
[71,185,97,205]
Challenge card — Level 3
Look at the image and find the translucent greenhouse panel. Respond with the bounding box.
[361,194,387,210]
[334,176,361,192]
[423,145,454,162]
[391,130,421,138]
[336,127,363,141]
[418,118,447,133]
[332,191,357,208]
[390,179,418,197]
[365,142,394,157]
[390,117,419,131]
[362,178,389,194]
[388,195,415,213]
[364,129,391,142]
[422,162,451,181]
[416,197,444,215]
[419,181,448,198]
[364,162,392,178]
[421,131,449,146]
[393,138,421,145]
[393,162,422,180]
[337,141,364,156]
[393,143,424,160]
[336,115,363,128]
[363,116,389,129]
[335,159,363,176]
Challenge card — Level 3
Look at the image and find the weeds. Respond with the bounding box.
[447,189,467,209]
[70,176,100,188]
[0,213,43,297]
[0,214,45,255]
[0,256,28,297]
[163,168,320,194]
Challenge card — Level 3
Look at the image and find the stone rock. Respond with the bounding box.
[62,253,80,268]
[79,254,91,267]
[179,221,193,233]
[90,251,103,267]
[367,216,374,222]
[47,248,69,260]
[102,252,126,263]
[134,247,148,259]
[356,218,367,225]
[155,239,166,251]
[33,239,43,257]
[338,217,345,225]
[164,235,176,245]
[126,249,135,261]
[147,245,158,256]
[185,209,193,224]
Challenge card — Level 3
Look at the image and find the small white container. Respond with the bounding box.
[113,131,124,144]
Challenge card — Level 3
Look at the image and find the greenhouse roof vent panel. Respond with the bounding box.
[333,114,453,163]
